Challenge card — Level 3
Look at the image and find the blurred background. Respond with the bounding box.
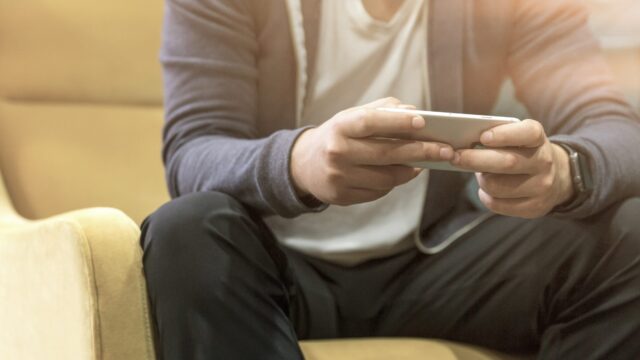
[494,0,640,116]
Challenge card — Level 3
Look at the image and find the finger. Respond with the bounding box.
[337,108,425,138]
[346,165,421,191]
[476,172,548,199]
[478,189,550,219]
[480,119,546,148]
[360,97,403,109]
[338,98,402,114]
[345,138,455,165]
[452,147,539,175]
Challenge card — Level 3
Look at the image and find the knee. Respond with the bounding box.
[604,198,640,269]
[610,198,640,241]
[141,191,249,255]
[141,191,285,302]
[140,192,257,289]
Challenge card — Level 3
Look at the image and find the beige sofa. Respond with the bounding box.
[0,0,529,359]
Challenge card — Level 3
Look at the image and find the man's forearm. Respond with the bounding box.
[165,128,325,218]
[549,115,640,218]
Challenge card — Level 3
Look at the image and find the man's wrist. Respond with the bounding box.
[551,143,576,207]
[290,128,314,198]
[551,142,594,212]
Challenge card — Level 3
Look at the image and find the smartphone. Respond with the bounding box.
[378,107,520,172]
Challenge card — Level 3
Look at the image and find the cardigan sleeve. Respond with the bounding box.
[508,0,640,218]
[161,0,325,217]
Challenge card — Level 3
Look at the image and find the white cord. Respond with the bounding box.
[414,212,496,255]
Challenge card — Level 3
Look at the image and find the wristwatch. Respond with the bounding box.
[554,142,594,212]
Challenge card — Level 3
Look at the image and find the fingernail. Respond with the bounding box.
[481,131,494,144]
[412,116,425,129]
[452,152,461,164]
[439,147,454,160]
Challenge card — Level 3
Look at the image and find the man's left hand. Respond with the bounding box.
[451,119,575,219]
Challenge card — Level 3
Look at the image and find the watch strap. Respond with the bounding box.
[553,142,593,212]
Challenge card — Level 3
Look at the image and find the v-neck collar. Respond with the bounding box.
[348,0,417,30]
[298,0,464,113]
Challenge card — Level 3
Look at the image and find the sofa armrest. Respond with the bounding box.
[0,208,155,360]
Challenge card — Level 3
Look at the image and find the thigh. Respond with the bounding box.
[285,248,343,340]
[142,192,365,343]
[376,207,616,353]
[290,198,640,357]
[142,192,305,359]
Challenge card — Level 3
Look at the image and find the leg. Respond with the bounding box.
[538,198,640,359]
[376,198,640,359]
[141,192,304,360]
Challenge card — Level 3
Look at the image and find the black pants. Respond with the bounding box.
[141,192,640,360]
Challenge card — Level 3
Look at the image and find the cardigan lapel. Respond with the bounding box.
[423,0,468,232]
[301,0,321,85]
[428,0,465,113]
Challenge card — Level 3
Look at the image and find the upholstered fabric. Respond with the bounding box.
[0,100,168,224]
[1,219,97,360]
[0,171,20,224]
[0,0,169,224]
[301,339,527,360]
[0,205,155,360]
[0,0,163,106]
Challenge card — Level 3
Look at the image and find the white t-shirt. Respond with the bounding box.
[265,0,430,266]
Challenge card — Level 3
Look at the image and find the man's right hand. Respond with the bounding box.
[290,97,455,206]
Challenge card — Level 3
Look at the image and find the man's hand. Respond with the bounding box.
[451,119,575,219]
[291,97,455,206]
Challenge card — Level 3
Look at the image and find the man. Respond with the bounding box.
[141,0,640,359]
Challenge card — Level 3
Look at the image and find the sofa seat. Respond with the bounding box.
[301,339,528,360]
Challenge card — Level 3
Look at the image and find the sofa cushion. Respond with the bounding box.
[0,100,169,223]
[0,0,163,105]
[300,339,529,360]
